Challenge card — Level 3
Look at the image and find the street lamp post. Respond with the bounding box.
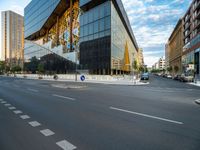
[75,48,78,82]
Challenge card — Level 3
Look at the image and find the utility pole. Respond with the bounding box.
[69,0,77,81]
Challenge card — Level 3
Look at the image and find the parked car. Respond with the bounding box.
[141,73,149,80]
[173,75,181,81]
[162,74,167,78]
[180,74,194,82]
[167,74,172,79]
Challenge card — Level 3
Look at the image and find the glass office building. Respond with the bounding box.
[24,0,139,74]
[24,0,79,73]
[79,0,139,74]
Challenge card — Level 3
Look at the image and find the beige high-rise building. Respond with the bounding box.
[138,48,144,67]
[167,19,184,75]
[1,11,24,67]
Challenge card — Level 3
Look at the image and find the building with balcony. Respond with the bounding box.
[24,0,139,75]
[165,42,170,70]
[152,57,165,71]
[183,0,200,76]
[167,19,184,75]
[138,48,144,67]
[1,11,24,68]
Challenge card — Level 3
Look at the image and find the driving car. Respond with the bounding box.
[141,73,149,80]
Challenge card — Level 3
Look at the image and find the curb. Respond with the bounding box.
[195,99,200,105]
[3,75,149,86]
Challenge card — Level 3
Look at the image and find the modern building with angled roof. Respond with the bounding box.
[24,0,139,75]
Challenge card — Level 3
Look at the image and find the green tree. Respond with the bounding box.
[37,63,45,75]
[11,65,22,73]
[0,61,5,73]
[174,66,179,74]
[133,60,139,72]
[167,66,172,73]
[25,56,39,73]
[5,66,10,73]
[139,66,144,73]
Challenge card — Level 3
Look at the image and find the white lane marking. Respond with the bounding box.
[13,110,23,114]
[56,140,77,150]
[13,85,20,88]
[40,129,55,136]
[53,94,75,101]
[20,115,30,120]
[4,103,11,106]
[195,99,200,105]
[0,99,3,101]
[187,89,193,91]
[146,89,174,93]
[29,121,41,127]
[110,107,183,125]
[27,88,38,92]
[1,101,6,104]
[9,106,16,110]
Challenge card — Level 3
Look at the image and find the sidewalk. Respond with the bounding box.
[2,74,149,86]
[188,81,200,87]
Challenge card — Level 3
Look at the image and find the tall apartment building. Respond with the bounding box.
[165,42,170,69]
[152,57,165,70]
[1,11,24,67]
[167,19,184,74]
[158,57,165,70]
[138,48,144,67]
[183,0,200,75]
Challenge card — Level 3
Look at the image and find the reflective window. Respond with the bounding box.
[80,1,111,43]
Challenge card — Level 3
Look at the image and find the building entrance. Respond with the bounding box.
[195,52,199,75]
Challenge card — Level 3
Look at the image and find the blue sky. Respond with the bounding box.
[122,0,191,66]
[0,0,191,66]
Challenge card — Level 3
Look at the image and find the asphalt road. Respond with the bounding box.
[0,75,200,150]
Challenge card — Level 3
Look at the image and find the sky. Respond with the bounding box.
[0,0,192,66]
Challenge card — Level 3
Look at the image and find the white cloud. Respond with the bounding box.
[121,0,190,67]
[10,5,24,15]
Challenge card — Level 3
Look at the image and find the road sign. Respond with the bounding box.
[80,75,85,81]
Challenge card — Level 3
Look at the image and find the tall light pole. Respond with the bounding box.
[75,46,78,81]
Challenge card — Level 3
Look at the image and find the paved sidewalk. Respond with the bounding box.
[188,82,200,87]
[1,74,149,86]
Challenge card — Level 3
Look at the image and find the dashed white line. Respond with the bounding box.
[53,94,75,101]
[110,106,183,125]
[13,85,20,88]
[13,110,23,114]
[9,106,16,110]
[0,99,3,101]
[27,88,38,92]
[29,121,41,127]
[56,140,77,150]
[4,103,11,106]
[20,115,30,120]
[195,99,200,105]
[40,129,55,136]
[1,101,6,104]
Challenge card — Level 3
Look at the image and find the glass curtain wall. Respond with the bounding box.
[24,42,76,74]
[79,1,111,43]
[79,1,111,74]
[111,2,137,74]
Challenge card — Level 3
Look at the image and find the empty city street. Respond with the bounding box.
[0,75,200,150]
